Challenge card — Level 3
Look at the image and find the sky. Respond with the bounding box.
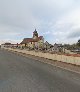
[0,0,80,44]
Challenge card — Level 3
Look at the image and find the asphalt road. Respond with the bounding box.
[0,49,80,92]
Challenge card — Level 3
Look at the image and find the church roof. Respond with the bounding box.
[20,36,43,44]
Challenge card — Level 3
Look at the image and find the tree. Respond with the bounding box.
[77,39,80,46]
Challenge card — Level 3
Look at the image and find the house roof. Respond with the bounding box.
[36,36,43,40]
[20,36,43,44]
[4,43,11,45]
[2,43,20,45]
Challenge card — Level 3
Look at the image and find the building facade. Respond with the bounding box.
[1,43,19,48]
[20,29,44,49]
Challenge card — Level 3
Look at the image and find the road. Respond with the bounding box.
[0,49,80,92]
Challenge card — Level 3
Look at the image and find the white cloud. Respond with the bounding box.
[0,0,41,33]
[0,0,80,44]
[49,7,80,44]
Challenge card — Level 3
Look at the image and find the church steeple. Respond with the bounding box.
[33,29,38,39]
[34,29,37,32]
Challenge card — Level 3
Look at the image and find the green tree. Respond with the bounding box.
[77,39,80,46]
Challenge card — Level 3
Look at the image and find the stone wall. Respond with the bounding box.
[5,48,80,66]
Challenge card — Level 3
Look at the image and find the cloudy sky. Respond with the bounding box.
[0,0,80,44]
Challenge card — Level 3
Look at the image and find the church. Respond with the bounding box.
[20,29,44,49]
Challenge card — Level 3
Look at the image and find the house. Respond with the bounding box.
[51,43,64,53]
[1,42,19,48]
[44,41,53,50]
[1,43,12,48]
[20,29,44,49]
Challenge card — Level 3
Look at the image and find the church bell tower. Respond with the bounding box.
[33,29,38,39]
